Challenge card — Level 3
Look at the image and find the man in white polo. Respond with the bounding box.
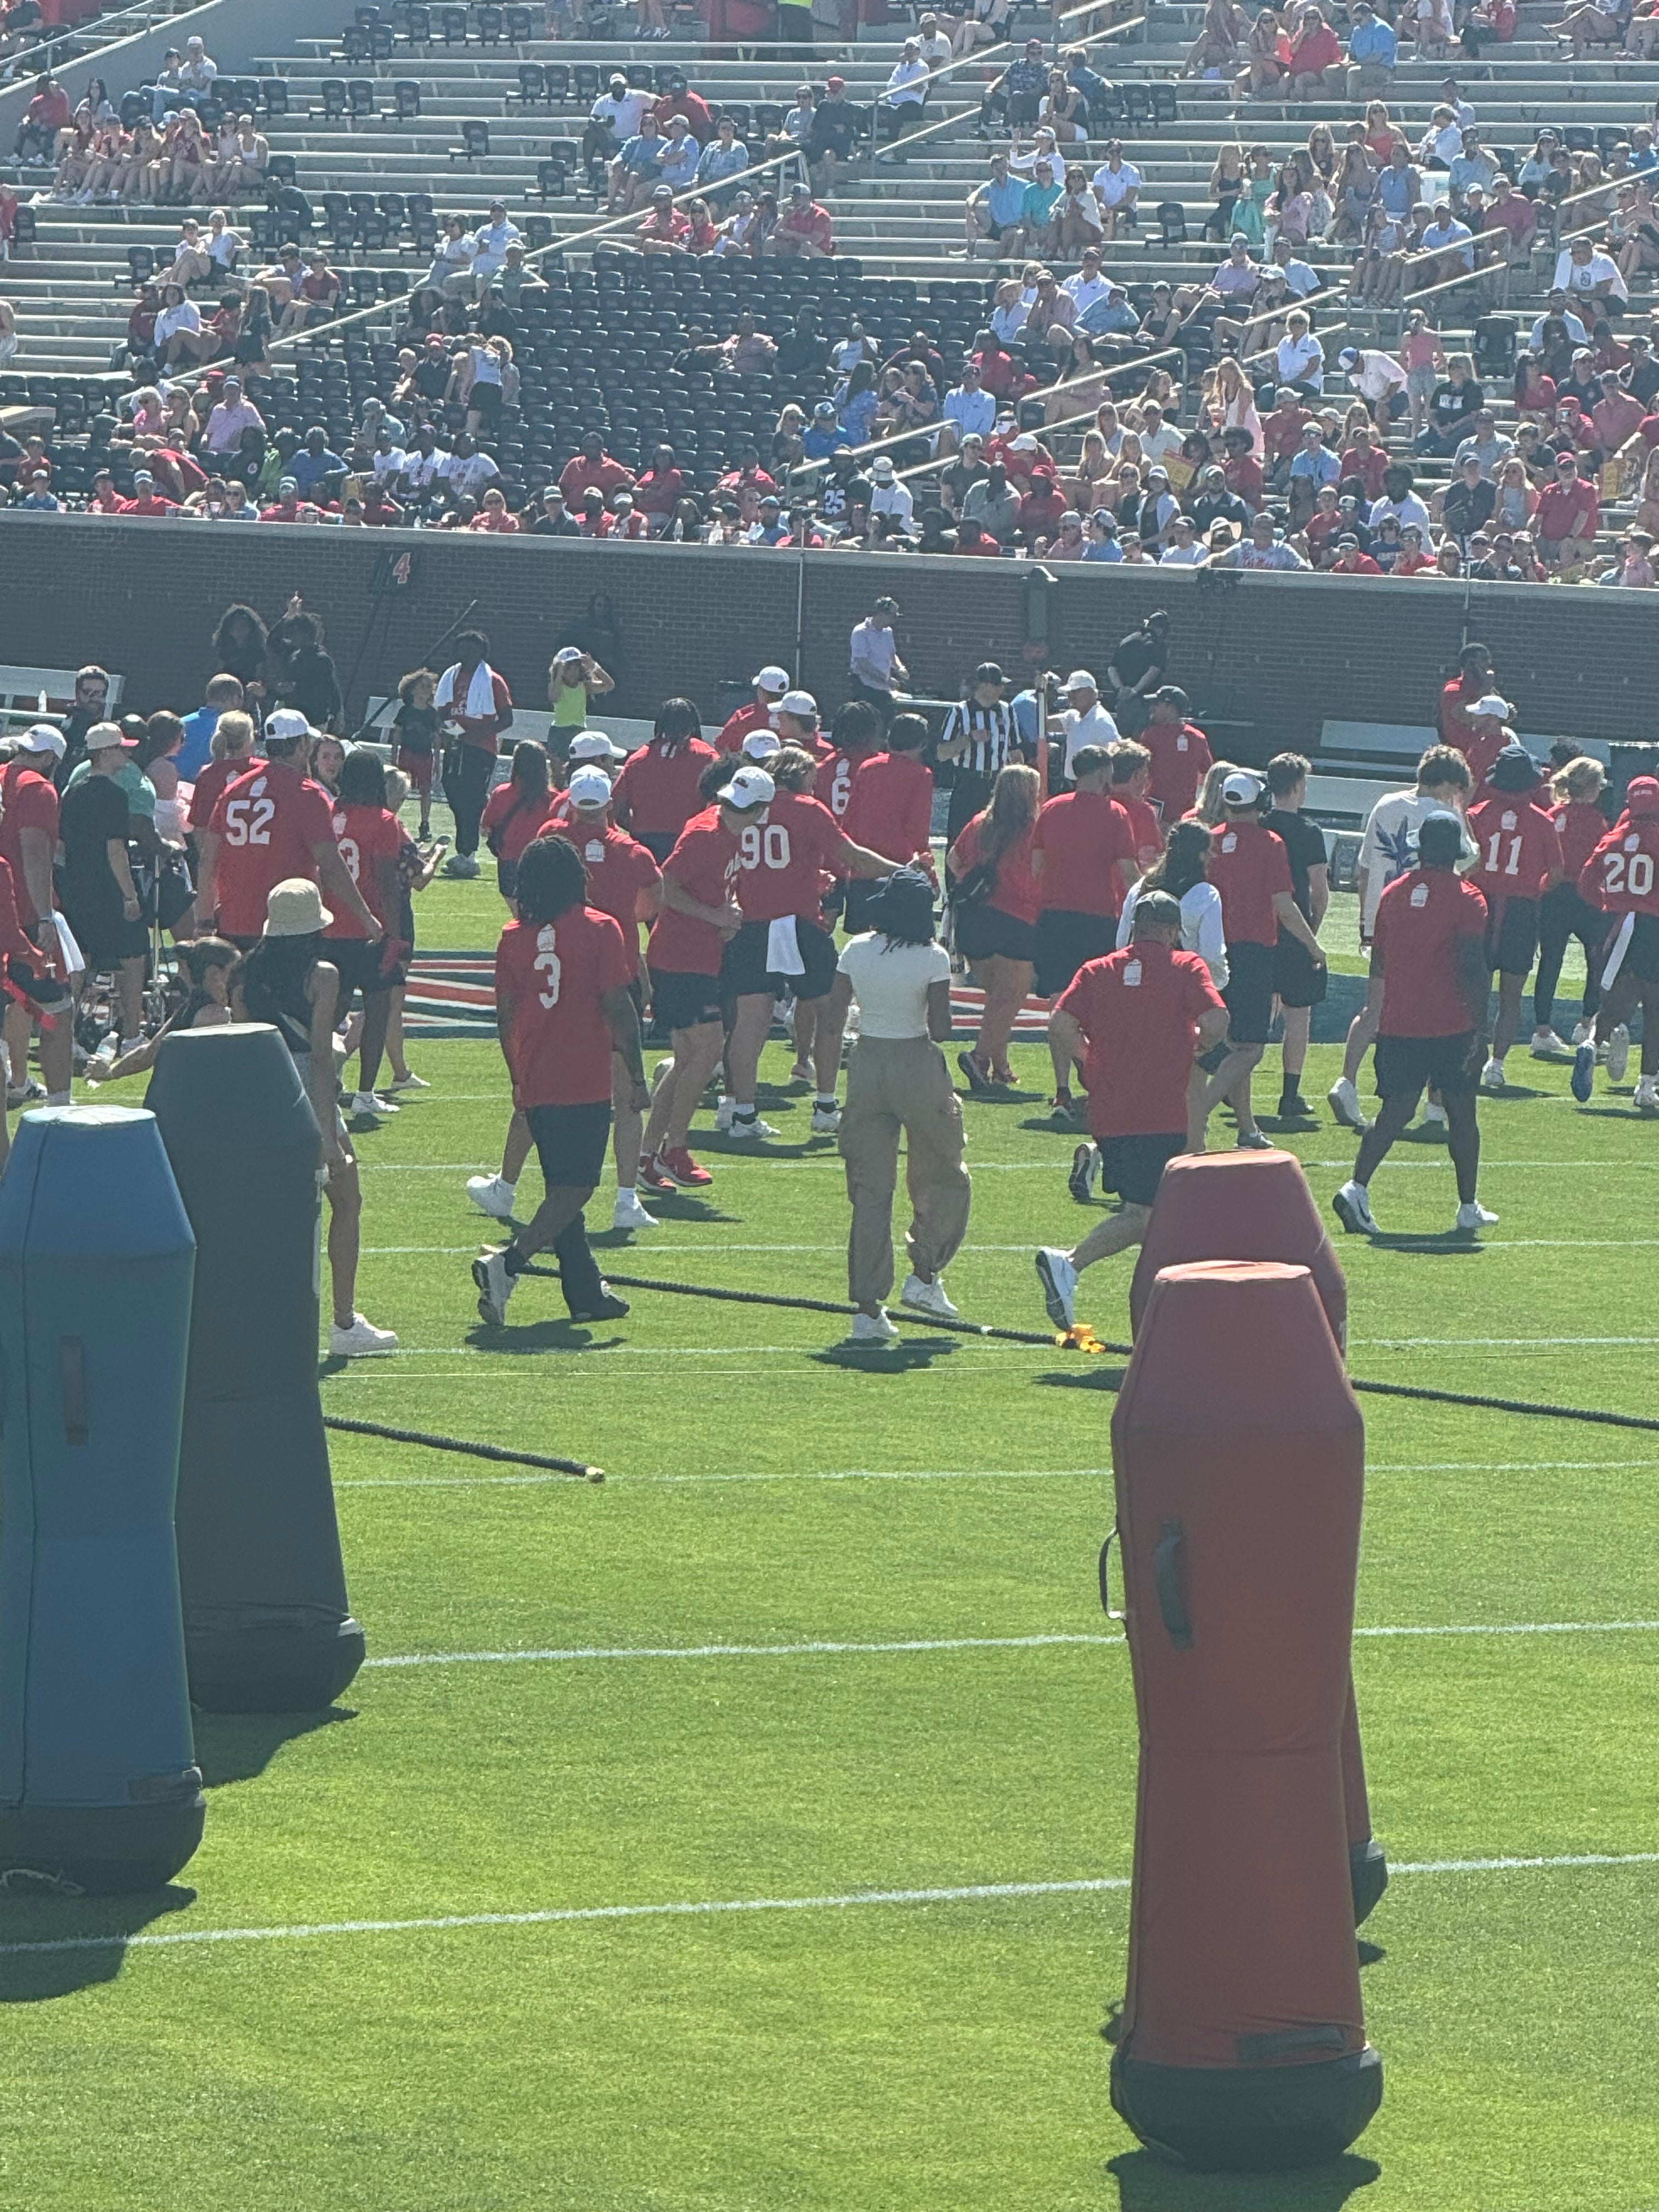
[1058,669,1120,782]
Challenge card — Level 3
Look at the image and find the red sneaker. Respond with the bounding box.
[637,1153,678,1196]
[659,1146,713,1188]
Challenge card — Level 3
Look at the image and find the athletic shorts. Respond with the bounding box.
[1273,929,1328,1009]
[1035,908,1118,1000]
[954,900,1038,966]
[719,916,838,1002]
[327,936,395,998]
[525,1098,612,1189]
[1096,1130,1186,1208]
[1222,938,1276,1044]
[1624,910,1659,983]
[648,966,724,1032]
[396,746,435,794]
[1485,894,1539,978]
[636,831,678,864]
[1374,1030,1480,1099]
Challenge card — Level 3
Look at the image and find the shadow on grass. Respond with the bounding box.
[193,1705,356,1790]
[0,1882,198,2002]
[1360,1232,1488,1255]
[811,1335,962,1374]
[1109,2150,1381,2210]
[1032,1366,1130,1394]
[465,1318,628,1355]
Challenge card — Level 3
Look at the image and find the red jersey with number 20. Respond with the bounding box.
[1579,814,1659,917]
[733,789,844,922]
[208,765,338,940]
[495,908,631,1108]
[1466,796,1562,906]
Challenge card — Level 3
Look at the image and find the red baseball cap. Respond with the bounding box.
[1623,775,1659,816]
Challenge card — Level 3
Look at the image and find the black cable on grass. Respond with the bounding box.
[322,1414,605,1483]
[518,1267,1659,1437]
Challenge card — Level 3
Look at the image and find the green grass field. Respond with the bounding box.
[1,863,1655,2212]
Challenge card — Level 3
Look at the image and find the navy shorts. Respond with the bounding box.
[1035,908,1119,1000]
[1222,938,1276,1044]
[1374,1030,1480,1099]
[1273,930,1328,1010]
[720,916,838,1002]
[525,1099,612,1189]
[649,966,724,1032]
[1485,894,1539,978]
[1097,1130,1186,1207]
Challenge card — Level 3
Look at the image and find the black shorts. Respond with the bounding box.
[1035,908,1118,999]
[1222,938,1276,1044]
[1374,1030,1480,1100]
[1622,910,1659,984]
[719,916,839,1002]
[637,831,678,864]
[525,1099,612,1189]
[1485,894,1539,978]
[842,878,885,936]
[1097,1130,1186,1207]
[328,935,396,998]
[1273,929,1328,1009]
[61,894,148,973]
[954,900,1038,965]
[648,966,724,1032]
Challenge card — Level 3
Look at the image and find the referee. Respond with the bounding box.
[939,663,1020,845]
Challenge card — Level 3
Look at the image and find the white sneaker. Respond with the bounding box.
[350,1091,397,1121]
[1327,1077,1369,1132]
[466,1173,517,1221]
[1479,1058,1505,1092]
[1607,1024,1632,1084]
[1333,1180,1379,1236]
[1572,1019,1595,1046]
[1635,1076,1659,1116]
[1454,1200,1499,1231]
[901,1272,959,1319]
[1235,1129,1272,1149]
[387,1071,430,1091]
[1530,1029,1571,1059]
[810,1103,841,1133]
[329,1312,399,1357]
[848,1309,900,1344]
[1035,1246,1078,1327]
[728,1113,778,1139]
[651,1057,675,1097]
[1420,1099,1448,1128]
[715,1093,735,1131]
[612,1188,657,1230]
[471,1247,515,1327]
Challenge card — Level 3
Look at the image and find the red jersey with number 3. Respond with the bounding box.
[208,765,337,940]
[1467,796,1562,907]
[326,803,406,939]
[648,815,740,977]
[1579,813,1659,917]
[732,790,843,922]
[548,817,661,976]
[495,907,631,1108]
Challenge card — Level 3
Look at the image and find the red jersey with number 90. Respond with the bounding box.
[1466,795,1562,906]
[1579,813,1659,917]
[208,764,338,940]
[495,907,631,1108]
[732,789,844,922]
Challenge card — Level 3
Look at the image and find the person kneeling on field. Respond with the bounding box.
[1035,891,1229,1329]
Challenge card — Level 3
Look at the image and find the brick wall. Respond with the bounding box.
[4,513,1651,753]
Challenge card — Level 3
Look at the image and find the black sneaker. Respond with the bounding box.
[957,1049,993,1094]
[1277,1090,1307,1120]
[568,1290,630,1322]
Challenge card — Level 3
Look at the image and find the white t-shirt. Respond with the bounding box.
[591,89,650,137]
[837,933,952,1039]
[1060,700,1121,775]
[1092,159,1141,207]
[1358,789,1477,930]
[1118,882,1228,985]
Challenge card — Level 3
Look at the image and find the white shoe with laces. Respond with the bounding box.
[1530,1029,1571,1059]
[1333,1181,1379,1237]
[1479,1058,1505,1092]
[1035,1246,1078,1327]
[471,1248,514,1327]
[329,1313,399,1357]
[848,1310,900,1344]
[387,1071,430,1092]
[1327,1076,1370,1133]
[612,1188,657,1230]
[810,1103,841,1133]
[1635,1076,1659,1116]
[466,1173,517,1221]
[901,1273,958,1320]
[1420,1099,1448,1128]
[1454,1200,1499,1231]
[1607,1024,1632,1083]
[728,1113,778,1139]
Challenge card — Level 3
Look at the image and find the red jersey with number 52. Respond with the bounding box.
[732,789,843,922]
[208,765,337,940]
[1579,815,1659,917]
[1466,796,1562,906]
[495,908,631,1109]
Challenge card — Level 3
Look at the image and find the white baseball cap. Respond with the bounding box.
[553,645,585,666]
[741,730,781,761]
[567,765,613,810]
[718,766,776,810]
[567,730,623,761]
[265,708,313,742]
[752,664,791,693]
[1064,669,1098,693]
[83,720,136,753]
[17,724,66,760]
[1471,693,1512,718]
[1222,770,1265,805]
[777,689,817,719]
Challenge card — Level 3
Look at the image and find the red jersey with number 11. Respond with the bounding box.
[495,908,631,1108]
[1466,795,1562,906]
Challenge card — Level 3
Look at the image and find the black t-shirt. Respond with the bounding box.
[819,470,871,521]
[1111,629,1167,689]
[58,773,129,903]
[1429,377,1483,431]
[392,701,441,754]
[532,511,582,535]
[1265,806,1328,922]
[806,101,859,159]
[1628,358,1659,407]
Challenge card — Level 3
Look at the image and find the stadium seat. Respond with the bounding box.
[393,79,422,119]
[260,78,290,120]
[318,80,349,122]
[348,79,377,120]
[449,119,490,164]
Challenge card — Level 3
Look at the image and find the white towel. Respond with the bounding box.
[435,661,500,720]
[766,916,805,977]
[1601,909,1636,992]
[50,911,84,978]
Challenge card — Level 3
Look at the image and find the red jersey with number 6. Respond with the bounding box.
[1579,814,1659,917]
[495,908,631,1109]
[1466,795,1562,907]
[208,765,338,940]
[732,789,844,922]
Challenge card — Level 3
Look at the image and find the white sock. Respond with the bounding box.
[46,1090,70,1106]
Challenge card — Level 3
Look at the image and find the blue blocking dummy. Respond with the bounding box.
[0,1106,205,1892]
[148,1024,365,1712]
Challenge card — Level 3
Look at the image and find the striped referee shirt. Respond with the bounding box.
[942,699,1017,778]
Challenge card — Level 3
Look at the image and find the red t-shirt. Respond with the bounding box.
[732,789,843,923]
[0,764,59,923]
[549,817,660,977]
[716,701,776,755]
[325,803,407,939]
[482,781,559,866]
[1118,791,1163,869]
[610,737,719,840]
[495,907,631,1109]
[208,765,338,940]
[1372,867,1489,1036]
[1207,819,1292,946]
[1031,789,1135,918]
[844,751,935,867]
[1056,944,1224,1138]
[1579,814,1659,917]
[953,813,1040,926]
[1534,476,1599,544]
[1467,795,1563,906]
[1142,720,1212,819]
[815,746,875,822]
[1462,723,1509,791]
[647,815,741,977]
[1553,798,1609,881]
[558,453,635,503]
[0,856,33,961]
[188,753,262,831]
[1438,676,1484,757]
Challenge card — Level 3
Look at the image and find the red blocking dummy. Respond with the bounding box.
[1108,1261,1383,2171]
[1125,1148,1385,1926]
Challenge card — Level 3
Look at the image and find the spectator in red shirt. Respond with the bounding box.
[1033,891,1230,1328]
[1220,425,1264,507]
[558,432,636,507]
[1467,745,1565,1085]
[1338,423,1390,500]
[481,742,560,902]
[468,487,520,532]
[952,516,1002,554]
[652,75,714,142]
[633,442,686,523]
[636,185,691,251]
[326,747,414,1118]
[1109,742,1164,872]
[1287,8,1341,94]
[1140,687,1212,820]
[843,710,936,884]
[1262,387,1316,486]
[948,761,1042,1090]
[197,708,377,949]
[1018,466,1068,546]
[119,469,179,517]
[1334,811,1494,1236]
[1031,743,1139,1115]
[1196,771,1326,1146]
[15,76,70,163]
[0,724,62,944]
[1331,534,1383,573]
[187,709,261,838]
[472,835,648,1331]
[775,183,834,257]
[1534,451,1601,566]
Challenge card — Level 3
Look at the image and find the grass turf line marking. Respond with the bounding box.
[5,1854,1655,1960]
[332,1460,1659,1488]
